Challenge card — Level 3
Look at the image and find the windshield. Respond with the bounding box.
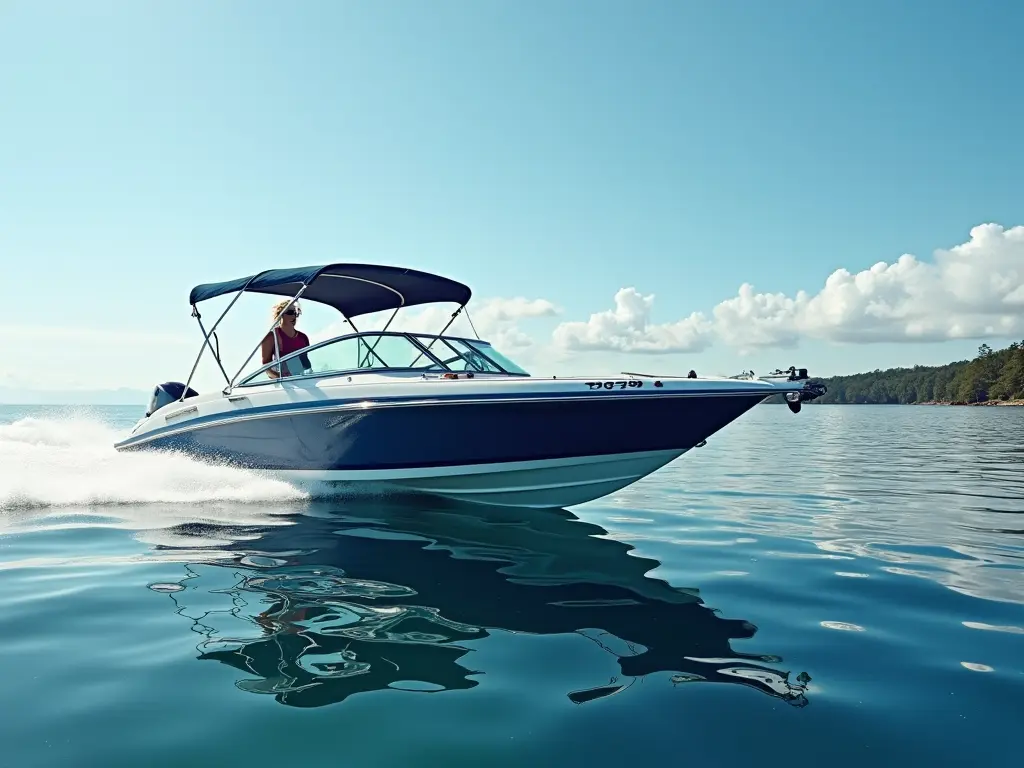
[239,333,445,384]
[411,336,529,375]
[466,340,530,375]
[238,332,530,385]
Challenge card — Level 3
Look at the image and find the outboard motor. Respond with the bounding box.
[146,381,199,417]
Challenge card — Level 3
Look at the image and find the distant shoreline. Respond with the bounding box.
[784,400,1024,407]
[765,399,1024,407]
[915,400,1024,407]
[795,341,1024,406]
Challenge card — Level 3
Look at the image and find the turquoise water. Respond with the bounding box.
[1,403,1021,766]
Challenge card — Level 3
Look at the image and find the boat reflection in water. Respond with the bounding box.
[148,499,811,708]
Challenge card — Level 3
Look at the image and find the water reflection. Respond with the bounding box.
[148,500,811,708]
[617,405,1024,606]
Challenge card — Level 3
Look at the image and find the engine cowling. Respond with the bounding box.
[146,381,198,417]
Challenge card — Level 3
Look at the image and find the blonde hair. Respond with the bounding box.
[271,299,301,326]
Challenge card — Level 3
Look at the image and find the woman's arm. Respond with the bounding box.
[261,333,280,379]
[298,332,312,370]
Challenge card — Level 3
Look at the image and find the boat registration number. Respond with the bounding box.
[584,380,644,390]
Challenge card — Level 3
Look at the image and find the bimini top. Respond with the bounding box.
[188,263,473,318]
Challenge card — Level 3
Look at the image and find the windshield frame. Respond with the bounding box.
[234,331,530,387]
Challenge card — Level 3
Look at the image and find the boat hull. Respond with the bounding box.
[278,449,687,508]
[115,390,768,507]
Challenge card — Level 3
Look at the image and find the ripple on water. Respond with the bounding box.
[962,621,1024,635]
[820,621,866,632]
[148,583,185,593]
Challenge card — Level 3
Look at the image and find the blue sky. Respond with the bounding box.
[1,1,1022,396]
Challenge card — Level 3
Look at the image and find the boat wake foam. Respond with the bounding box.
[0,414,311,511]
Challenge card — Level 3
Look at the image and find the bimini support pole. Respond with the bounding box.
[463,306,480,339]
[358,301,407,368]
[343,309,391,370]
[181,280,257,401]
[437,305,463,337]
[311,274,408,368]
[192,311,232,387]
[378,305,401,335]
[409,305,464,367]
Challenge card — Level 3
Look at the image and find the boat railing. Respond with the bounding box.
[232,330,530,388]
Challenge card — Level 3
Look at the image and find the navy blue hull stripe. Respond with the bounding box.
[114,392,770,471]
[115,388,775,450]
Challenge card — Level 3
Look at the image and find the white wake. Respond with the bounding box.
[0,413,310,510]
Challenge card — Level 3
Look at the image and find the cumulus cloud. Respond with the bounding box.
[712,285,803,350]
[712,223,1024,349]
[460,297,560,349]
[402,296,560,350]
[304,223,1022,360]
[551,287,713,354]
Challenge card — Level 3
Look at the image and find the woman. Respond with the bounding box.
[261,299,311,379]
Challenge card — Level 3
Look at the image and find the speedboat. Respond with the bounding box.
[114,263,826,507]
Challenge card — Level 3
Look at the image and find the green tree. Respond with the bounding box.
[990,345,1024,400]
[766,339,1024,405]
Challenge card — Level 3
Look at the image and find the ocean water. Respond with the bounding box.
[0,403,1021,767]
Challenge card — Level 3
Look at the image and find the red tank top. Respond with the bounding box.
[274,327,309,357]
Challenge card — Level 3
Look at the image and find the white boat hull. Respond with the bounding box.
[116,370,825,509]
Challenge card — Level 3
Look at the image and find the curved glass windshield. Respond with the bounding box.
[467,340,530,375]
[412,336,529,375]
[413,336,498,373]
[241,333,444,384]
[239,332,531,385]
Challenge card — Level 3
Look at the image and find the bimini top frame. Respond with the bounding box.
[180,263,476,398]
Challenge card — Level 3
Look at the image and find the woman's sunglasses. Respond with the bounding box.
[282,309,299,317]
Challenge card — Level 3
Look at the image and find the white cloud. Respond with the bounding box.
[551,287,713,354]
[9,222,1021,394]
[469,297,561,349]
[712,284,803,350]
[712,223,1024,349]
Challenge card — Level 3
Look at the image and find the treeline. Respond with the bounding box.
[767,341,1024,405]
